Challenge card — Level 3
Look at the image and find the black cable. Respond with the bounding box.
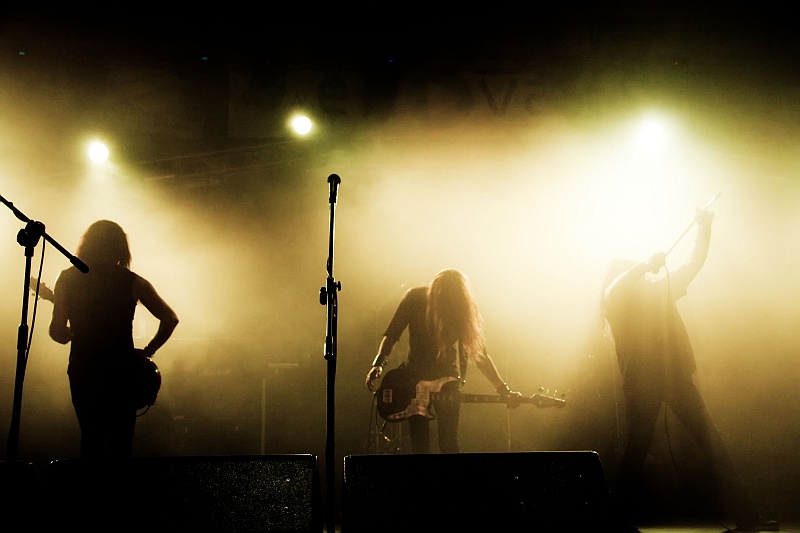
[365,393,377,453]
[26,238,47,362]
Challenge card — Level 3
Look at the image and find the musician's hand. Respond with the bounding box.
[696,207,714,228]
[647,252,666,274]
[365,365,383,392]
[134,348,153,359]
[505,391,523,409]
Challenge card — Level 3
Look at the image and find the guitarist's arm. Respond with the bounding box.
[474,350,523,408]
[365,335,396,392]
[134,274,179,358]
[48,275,72,345]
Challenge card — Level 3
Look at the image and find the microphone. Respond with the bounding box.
[702,191,722,211]
[328,174,341,204]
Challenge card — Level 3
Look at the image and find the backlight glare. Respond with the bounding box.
[290,115,313,135]
[88,141,109,163]
[635,114,670,152]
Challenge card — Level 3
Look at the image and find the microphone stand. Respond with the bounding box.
[0,193,89,462]
[318,174,341,533]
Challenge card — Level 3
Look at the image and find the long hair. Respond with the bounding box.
[426,269,486,362]
[599,258,636,351]
[600,259,635,317]
[76,220,132,269]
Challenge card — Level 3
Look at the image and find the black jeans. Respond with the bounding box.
[70,372,137,459]
[407,381,461,453]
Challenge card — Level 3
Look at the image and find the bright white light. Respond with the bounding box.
[635,114,670,152]
[88,141,109,163]
[290,115,313,135]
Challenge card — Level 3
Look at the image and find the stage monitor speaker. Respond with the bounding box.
[342,451,615,532]
[0,461,43,525]
[45,454,320,533]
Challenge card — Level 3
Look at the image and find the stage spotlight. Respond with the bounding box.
[634,113,671,153]
[87,141,110,164]
[289,114,313,136]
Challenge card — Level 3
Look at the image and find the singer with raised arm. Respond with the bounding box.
[601,207,778,532]
[365,268,522,454]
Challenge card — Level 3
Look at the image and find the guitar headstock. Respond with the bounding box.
[29,276,54,303]
[531,387,567,408]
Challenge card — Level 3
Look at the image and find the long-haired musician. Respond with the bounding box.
[49,220,179,460]
[365,268,521,453]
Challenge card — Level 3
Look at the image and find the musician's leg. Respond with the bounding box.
[70,375,105,459]
[74,403,105,459]
[612,370,663,522]
[670,376,764,528]
[407,415,431,453]
[434,385,461,454]
[101,368,137,459]
[104,406,136,459]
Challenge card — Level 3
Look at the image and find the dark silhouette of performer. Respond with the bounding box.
[49,220,179,459]
[365,268,521,453]
[602,208,778,532]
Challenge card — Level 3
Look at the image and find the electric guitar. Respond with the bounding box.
[29,276,161,410]
[29,276,55,303]
[375,367,566,422]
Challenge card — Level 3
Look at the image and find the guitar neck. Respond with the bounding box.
[29,277,54,303]
[458,394,508,404]
[432,393,529,404]
[431,392,565,408]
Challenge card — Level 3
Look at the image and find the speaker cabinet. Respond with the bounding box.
[0,461,43,525]
[45,454,321,532]
[342,451,614,532]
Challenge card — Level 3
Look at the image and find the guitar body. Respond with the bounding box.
[129,349,161,410]
[375,367,566,422]
[376,368,457,421]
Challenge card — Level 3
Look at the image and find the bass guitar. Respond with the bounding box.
[375,367,566,422]
[30,276,161,411]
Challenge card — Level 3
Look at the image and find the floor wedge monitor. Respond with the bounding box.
[46,454,320,532]
[342,450,615,532]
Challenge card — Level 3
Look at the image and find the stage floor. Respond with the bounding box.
[638,524,795,533]
[322,522,799,533]
[3,456,794,533]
